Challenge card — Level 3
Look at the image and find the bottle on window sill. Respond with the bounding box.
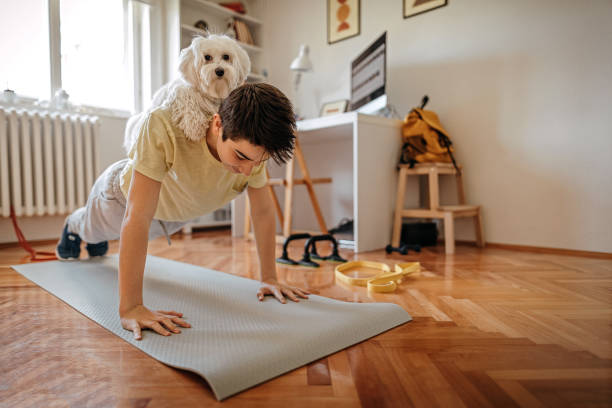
[1,89,16,104]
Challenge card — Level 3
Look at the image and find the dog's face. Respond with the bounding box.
[178,35,251,99]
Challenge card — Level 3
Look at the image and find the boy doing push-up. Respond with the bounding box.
[56,83,309,340]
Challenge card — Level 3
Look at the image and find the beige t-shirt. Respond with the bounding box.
[120,107,267,222]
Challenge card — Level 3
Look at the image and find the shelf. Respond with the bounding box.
[238,41,263,53]
[194,220,231,228]
[181,24,262,53]
[183,0,262,26]
[183,219,231,234]
[247,72,266,82]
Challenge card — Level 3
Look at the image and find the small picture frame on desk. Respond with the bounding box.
[320,99,348,117]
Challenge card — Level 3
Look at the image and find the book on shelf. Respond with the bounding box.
[240,20,255,44]
[228,17,254,45]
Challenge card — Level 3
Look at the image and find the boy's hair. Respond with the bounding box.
[218,83,296,164]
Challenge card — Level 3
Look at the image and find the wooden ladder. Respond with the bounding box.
[245,138,331,242]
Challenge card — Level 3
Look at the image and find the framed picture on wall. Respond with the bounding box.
[404,0,448,19]
[327,0,360,44]
[320,99,349,116]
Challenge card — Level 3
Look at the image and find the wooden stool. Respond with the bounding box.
[391,163,485,254]
[245,138,331,242]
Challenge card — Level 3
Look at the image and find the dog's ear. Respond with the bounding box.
[233,44,251,85]
[178,40,200,85]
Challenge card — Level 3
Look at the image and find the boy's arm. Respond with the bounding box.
[247,185,310,303]
[119,170,191,340]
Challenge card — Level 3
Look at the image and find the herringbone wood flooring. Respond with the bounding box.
[1,229,611,407]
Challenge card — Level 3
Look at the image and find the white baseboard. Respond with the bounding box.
[0,215,66,244]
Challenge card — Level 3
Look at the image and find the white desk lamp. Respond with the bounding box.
[290,44,313,118]
[290,44,313,91]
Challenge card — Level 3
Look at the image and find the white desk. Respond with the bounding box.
[232,112,403,253]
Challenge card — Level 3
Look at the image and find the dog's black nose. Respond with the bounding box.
[215,68,224,77]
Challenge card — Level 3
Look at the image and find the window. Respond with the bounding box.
[129,0,153,113]
[0,0,154,113]
[60,0,131,111]
[0,0,51,100]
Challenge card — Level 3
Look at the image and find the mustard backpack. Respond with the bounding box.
[400,96,459,171]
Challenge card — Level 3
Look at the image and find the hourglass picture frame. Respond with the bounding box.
[327,0,360,45]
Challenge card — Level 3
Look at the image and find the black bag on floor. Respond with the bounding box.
[401,222,438,247]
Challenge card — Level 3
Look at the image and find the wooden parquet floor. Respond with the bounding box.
[1,229,611,407]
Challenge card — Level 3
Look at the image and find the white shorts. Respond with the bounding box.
[66,159,187,244]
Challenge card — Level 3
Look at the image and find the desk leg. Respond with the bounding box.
[354,121,402,252]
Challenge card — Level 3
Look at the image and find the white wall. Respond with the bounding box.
[260,0,612,253]
[0,115,127,243]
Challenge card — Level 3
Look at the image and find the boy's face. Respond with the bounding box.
[210,114,268,176]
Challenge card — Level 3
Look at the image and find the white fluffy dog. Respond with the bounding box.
[123,34,251,152]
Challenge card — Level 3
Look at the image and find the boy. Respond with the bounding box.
[56,83,310,340]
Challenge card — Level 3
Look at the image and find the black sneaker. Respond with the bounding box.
[56,224,82,260]
[86,241,108,257]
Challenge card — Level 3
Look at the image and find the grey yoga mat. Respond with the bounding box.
[12,255,411,400]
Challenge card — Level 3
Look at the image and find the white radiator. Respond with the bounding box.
[0,107,100,218]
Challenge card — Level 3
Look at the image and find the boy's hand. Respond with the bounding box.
[257,279,310,304]
[120,304,191,340]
